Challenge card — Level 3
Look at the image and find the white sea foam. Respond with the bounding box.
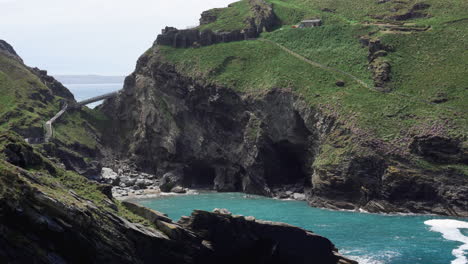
[342,249,400,264]
[425,219,468,264]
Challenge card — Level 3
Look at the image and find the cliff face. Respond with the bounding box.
[0,132,354,264]
[101,48,467,217]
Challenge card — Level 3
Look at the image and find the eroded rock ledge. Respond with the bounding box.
[122,202,356,264]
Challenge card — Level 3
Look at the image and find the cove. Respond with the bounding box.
[136,192,468,264]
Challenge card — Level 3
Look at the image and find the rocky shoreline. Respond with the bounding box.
[100,166,308,202]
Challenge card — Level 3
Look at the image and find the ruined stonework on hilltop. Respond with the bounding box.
[155,0,278,48]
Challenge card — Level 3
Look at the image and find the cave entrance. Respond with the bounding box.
[183,161,216,188]
[262,140,310,187]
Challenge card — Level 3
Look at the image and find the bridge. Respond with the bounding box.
[43,91,119,142]
[68,91,119,110]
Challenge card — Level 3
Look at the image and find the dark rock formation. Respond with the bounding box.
[410,135,467,164]
[179,209,357,264]
[360,36,393,91]
[0,133,355,264]
[0,39,23,63]
[199,10,218,25]
[156,0,278,48]
[30,67,76,101]
[101,48,468,216]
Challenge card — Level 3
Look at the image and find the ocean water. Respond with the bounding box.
[55,75,124,108]
[137,192,468,264]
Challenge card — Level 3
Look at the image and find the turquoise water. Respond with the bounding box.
[137,192,468,264]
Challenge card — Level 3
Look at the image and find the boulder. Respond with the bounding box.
[335,80,345,87]
[101,167,119,184]
[160,170,184,192]
[293,193,306,201]
[170,186,187,193]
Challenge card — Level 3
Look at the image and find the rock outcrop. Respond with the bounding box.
[0,39,23,63]
[30,68,76,101]
[360,36,393,91]
[101,46,468,217]
[156,0,278,48]
[179,209,357,264]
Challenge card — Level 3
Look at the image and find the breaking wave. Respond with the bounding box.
[425,219,468,264]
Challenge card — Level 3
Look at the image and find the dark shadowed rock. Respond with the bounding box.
[178,209,357,264]
[30,68,76,101]
[410,135,467,164]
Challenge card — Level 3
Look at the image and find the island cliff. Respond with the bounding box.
[100,0,467,216]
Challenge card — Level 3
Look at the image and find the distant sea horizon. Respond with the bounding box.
[54,75,125,108]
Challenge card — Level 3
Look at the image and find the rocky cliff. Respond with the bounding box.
[0,39,356,264]
[101,43,467,216]
[0,132,354,264]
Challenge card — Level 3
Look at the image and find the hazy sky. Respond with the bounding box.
[0,0,234,75]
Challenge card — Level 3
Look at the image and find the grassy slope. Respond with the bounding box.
[0,55,59,133]
[158,0,467,171]
[0,132,151,227]
[198,0,252,32]
[0,53,144,227]
[0,53,104,150]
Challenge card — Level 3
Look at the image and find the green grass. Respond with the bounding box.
[0,52,104,151]
[0,131,153,227]
[265,0,468,26]
[53,108,109,149]
[379,20,468,113]
[198,0,252,32]
[159,0,468,141]
[262,24,374,84]
[0,55,62,134]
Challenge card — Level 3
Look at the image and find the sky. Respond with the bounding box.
[0,0,234,76]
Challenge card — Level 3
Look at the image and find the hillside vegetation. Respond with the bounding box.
[158,0,467,153]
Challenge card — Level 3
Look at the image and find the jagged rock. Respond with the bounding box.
[30,68,76,101]
[101,167,119,184]
[160,170,184,192]
[199,10,218,25]
[120,176,136,187]
[179,210,357,264]
[122,201,172,223]
[410,135,467,164]
[369,58,391,91]
[0,39,23,63]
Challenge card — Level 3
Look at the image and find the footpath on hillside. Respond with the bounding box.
[259,38,467,114]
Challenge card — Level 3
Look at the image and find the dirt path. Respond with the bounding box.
[258,38,371,89]
[259,38,467,114]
